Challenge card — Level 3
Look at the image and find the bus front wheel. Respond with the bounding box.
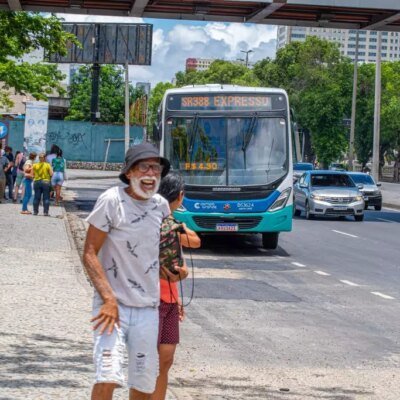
[262,232,279,250]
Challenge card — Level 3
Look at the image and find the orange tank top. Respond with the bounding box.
[160,279,179,303]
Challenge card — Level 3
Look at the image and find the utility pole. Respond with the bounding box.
[90,25,101,123]
[348,31,359,171]
[372,32,382,182]
[240,49,253,67]
[125,62,130,154]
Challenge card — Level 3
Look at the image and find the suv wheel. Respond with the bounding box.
[374,205,382,211]
[354,214,364,222]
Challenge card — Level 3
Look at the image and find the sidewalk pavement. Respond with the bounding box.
[0,202,95,399]
[0,200,179,400]
[380,182,400,210]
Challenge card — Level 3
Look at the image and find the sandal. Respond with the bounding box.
[21,211,32,215]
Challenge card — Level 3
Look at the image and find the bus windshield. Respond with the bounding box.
[164,116,288,186]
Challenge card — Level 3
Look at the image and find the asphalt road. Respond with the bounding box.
[64,177,400,400]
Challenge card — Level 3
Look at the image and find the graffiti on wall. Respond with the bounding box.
[47,130,89,149]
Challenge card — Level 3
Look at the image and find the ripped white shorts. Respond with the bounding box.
[92,301,159,393]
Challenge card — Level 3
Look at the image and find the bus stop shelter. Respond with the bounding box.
[1,1,400,31]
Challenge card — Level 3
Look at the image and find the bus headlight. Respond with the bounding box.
[269,188,291,212]
[176,204,187,212]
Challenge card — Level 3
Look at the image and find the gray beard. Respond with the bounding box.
[130,176,160,200]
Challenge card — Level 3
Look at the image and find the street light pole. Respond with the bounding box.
[125,62,130,154]
[372,32,382,182]
[240,49,253,67]
[348,31,359,171]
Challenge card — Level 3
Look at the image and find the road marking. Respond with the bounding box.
[340,280,360,287]
[376,217,394,223]
[371,292,395,300]
[314,270,331,276]
[291,262,306,268]
[332,230,358,238]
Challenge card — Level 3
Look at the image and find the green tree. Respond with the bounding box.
[147,81,175,130]
[0,12,77,109]
[254,36,353,166]
[175,60,259,87]
[66,65,140,123]
[355,62,400,171]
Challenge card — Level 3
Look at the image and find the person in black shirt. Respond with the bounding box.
[4,146,14,200]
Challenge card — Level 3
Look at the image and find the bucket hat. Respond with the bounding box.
[119,142,170,184]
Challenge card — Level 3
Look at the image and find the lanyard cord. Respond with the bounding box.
[166,230,195,308]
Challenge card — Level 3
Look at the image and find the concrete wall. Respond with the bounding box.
[3,120,144,162]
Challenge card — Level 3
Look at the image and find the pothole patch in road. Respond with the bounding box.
[181,278,300,302]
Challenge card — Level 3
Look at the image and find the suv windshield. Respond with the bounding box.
[311,174,355,187]
[350,174,374,185]
[165,116,288,186]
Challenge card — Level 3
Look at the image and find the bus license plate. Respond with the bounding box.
[216,223,239,232]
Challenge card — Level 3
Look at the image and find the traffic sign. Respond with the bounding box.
[0,122,8,139]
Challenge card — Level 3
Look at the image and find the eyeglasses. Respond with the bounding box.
[137,162,164,174]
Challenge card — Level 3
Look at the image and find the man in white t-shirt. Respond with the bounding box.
[83,143,171,400]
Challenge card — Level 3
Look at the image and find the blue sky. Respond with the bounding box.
[57,14,278,87]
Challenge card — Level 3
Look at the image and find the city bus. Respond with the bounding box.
[154,85,295,249]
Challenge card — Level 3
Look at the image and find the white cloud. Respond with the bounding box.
[130,22,277,88]
[54,15,277,89]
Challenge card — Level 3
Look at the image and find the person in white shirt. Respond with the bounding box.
[83,143,173,400]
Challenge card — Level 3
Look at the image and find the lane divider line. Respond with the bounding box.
[314,270,331,276]
[332,230,358,238]
[291,262,306,268]
[376,218,395,223]
[340,280,360,287]
[371,292,395,300]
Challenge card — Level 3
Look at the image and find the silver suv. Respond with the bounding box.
[347,172,382,211]
[293,171,365,221]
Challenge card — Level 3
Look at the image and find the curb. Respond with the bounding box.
[67,175,119,181]
[382,202,400,211]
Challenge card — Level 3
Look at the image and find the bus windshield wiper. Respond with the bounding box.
[242,113,258,169]
[188,114,199,164]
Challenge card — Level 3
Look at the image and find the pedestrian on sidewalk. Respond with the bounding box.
[21,152,37,215]
[3,146,14,200]
[32,153,53,216]
[151,172,201,400]
[46,144,60,200]
[0,151,9,203]
[51,148,66,206]
[13,151,25,203]
[83,143,171,400]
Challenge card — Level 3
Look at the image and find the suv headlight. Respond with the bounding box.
[269,188,291,212]
[355,195,363,201]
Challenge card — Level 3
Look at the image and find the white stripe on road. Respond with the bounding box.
[291,262,306,268]
[376,217,395,223]
[340,280,360,287]
[332,230,358,238]
[371,292,395,300]
[314,270,331,276]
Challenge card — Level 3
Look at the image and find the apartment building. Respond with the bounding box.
[277,26,400,63]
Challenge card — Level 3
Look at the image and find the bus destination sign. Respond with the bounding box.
[167,94,286,111]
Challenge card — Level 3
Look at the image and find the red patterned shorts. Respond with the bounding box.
[158,301,180,345]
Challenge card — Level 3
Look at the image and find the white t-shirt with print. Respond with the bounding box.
[86,186,170,308]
